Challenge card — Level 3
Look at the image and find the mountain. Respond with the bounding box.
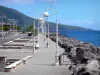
[0,5,92,31]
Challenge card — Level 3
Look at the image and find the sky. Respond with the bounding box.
[0,0,100,30]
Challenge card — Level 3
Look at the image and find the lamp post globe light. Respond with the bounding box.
[43,11,50,48]
[39,18,44,22]
[43,11,49,17]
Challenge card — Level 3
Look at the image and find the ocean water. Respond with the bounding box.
[59,30,100,47]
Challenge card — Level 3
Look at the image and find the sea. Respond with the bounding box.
[59,30,100,47]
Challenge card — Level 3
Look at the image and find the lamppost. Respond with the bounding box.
[55,11,59,65]
[13,20,17,33]
[33,18,36,53]
[43,11,50,48]
[8,19,13,36]
[0,16,6,38]
[15,20,19,33]
[45,9,59,65]
[10,19,16,33]
[38,20,39,41]
[39,18,44,36]
[43,0,59,65]
[36,10,44,43]
[8,19,12,31]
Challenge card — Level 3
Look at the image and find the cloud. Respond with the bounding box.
[66,20,94,26]
[43,0,56,2]
[0,0,34,5]
[0,0,56,5]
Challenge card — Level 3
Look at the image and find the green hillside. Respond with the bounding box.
[0,5,92,31]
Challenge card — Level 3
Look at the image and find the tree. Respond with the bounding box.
[3,26,9,31]
[17,26,21,30]
[27,24,38,35]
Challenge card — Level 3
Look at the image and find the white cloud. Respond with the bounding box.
[43,0,56,2]
[66,20,94,26]
[1,0,34,5]
[0,0,56,5]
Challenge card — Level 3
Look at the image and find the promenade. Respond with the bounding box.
[0,34,72,75]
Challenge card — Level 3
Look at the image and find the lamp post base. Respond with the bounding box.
[33,50,36,53]
[35,43,39,49]
[44,39,46,43]
[55,62,59,66]
[46,42,50,48]
[55,52,60,66]
[37,37,39,42]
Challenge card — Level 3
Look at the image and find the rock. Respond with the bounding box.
[49,32,100,64]
[86,59,100,71]
[64,46,72,53]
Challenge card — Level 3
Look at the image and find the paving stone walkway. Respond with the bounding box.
[0,34,72,75]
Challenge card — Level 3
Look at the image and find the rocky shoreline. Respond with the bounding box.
[48,33,100,75]
[49,33,100,59]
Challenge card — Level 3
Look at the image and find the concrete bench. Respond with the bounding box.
[3,44,24,46]
[0,46,22,49]
[23,43,39,49]
[13,38,29,42]
[4,41,13,44]
[22,56,32,61]
[4,60,22,72]
[4,56,32,72]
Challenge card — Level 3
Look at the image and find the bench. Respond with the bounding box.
[0,46,22,49]
[4,56,32,72]
[4,60,22,72]
[22,56,32,61]
[3,44,24,46]
[13,39,29,42]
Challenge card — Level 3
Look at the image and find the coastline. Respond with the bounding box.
[49,33,100,59]
[59,30,100,47]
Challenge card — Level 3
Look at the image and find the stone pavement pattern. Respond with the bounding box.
[0,34,72,75]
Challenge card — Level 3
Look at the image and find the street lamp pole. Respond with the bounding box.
[39,18,45,41]
[14,20,16,33]
[42,21,44,36]
[44,22,46,43]
[44,0,59,65]
[16,21,17,33]
[47,9,59,65]
[45,20,50,48]
[55,11,59,65]
[43,11,49,47]
[12,19,15,33]
[1,17,3,38]
[37,20,39,42]
[36,11,43,43]
[8,19,14,35]
[47,22,49,46]
[33,18,36,53]
[40,20,43,36]
[15,20,19,34]
[8,19,12,34]
[0,16,6,38]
